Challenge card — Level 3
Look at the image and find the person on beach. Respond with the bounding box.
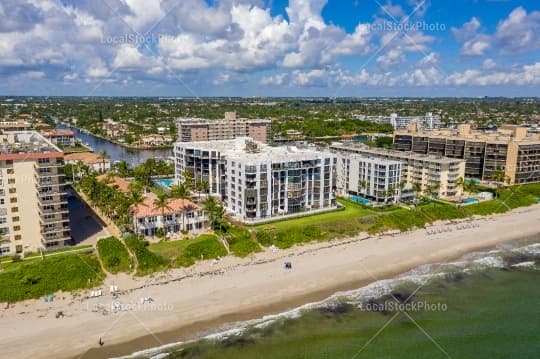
[99,337,104,346]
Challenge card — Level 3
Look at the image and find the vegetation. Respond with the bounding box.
[96,237,132,274]
[0,253,104,302]
[125,236,168,276]
[222,226,261,257]
[253,199,377,248]
[149,234,227,268]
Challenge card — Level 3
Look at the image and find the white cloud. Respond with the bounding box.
[481,58,496,70]
[494,6,540,54]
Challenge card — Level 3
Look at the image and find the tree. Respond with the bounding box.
[115,160,130,177]
[97,150,108,173]
[359,179,367,195]
[456,177,465,193]
[204,196,225,231]
[182,170,194,189]
[170,183,190,200]
[153,193,172,235]
[196,180,209,200]
[412,182,422,201]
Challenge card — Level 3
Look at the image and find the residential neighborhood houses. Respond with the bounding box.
[1,106,539,260]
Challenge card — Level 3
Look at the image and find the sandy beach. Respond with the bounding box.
[1,205,539,359]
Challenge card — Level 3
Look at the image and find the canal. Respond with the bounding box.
[57,124,172,166]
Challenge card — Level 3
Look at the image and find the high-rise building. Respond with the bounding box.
[393,123,540,184]
[331,143,465,199]
[176,112,272,143]
[335,153,402,203]
[357,112,441,130]
[174,138,337,223]
[0,132,70,257]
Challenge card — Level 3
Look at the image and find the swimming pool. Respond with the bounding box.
[462,198,479,204]
[153,178,174,188]
[350,195,372,205]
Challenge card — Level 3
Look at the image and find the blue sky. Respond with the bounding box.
[0,0,539,97]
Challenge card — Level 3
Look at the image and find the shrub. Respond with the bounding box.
[176,235,228,267]
[97,237,132,274]
[0,253,104,302]
[125,236,168,276]
[225,227,261,257]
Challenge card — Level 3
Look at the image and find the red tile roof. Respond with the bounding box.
[97,175,132,193]
[132,197,201,217]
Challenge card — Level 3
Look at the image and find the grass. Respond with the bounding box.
[224,226,261,257]
[149,234,228,268]
[466,185,538,216]
[97,237,132,274]
[0,253,104,302]
[125,236,168,276]
[253,199,377,249]
[0,245,94,271]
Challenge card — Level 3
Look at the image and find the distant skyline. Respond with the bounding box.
[1,0,539,97]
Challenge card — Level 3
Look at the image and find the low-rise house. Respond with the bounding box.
[65,152,111,173]
[132,196,207,237]
[140,134,173,146]
[41,129,76,147]
[97,174,132,193]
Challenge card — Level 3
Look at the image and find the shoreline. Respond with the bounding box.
[1,205,539,359]
[58,122,173,151]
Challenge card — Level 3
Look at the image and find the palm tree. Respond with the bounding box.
[116,160,130,177]
[183,170,194,189]
[170,183,190,200]
[456,176,465,194]
[97,150,108,173]
[412,182,422,202]
[204,196,225,231]
[397,180,406,203]
[359,179,367,195]
[153,193,172,236]
[196,180,209,200]
[128,188,145,234]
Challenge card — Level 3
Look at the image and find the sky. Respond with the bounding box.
[0,0,539,97]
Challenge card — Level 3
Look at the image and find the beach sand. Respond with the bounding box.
[1,205,539,359]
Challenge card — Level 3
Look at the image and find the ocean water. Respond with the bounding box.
[124,241,540,359]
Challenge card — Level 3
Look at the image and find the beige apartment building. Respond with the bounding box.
[394,123,540,185]
[331,143,466,199]
[0,132,70,257]
[176,112,272,143]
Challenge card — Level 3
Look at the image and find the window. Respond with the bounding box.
[14,235,21,241]
[12,216,19,222]
[10,197,17,204]
[0,199,3,205]
[148,216,157,223]
[11,206,18,213]
[8,188,16,194]
[7,168,14,174]
[0,217,6,224]
[0,227,9,235]
[8,178,15,184]
[164,214,173,221]
[0,247,10,254]
[13,225,20,231]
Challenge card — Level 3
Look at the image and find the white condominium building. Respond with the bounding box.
[336,154,402,203]
[0,132,70,257]
[358,112,441,130]
[174,138,337,223]
[332,143,466,199]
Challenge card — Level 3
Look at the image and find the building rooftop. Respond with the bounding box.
[97,174,132,193]
[331,142,465,164]
[396,123,540,143]
[132,196,200,217]
[177,137,334,163]
[65,152,107,165]
[0,131,61,155]
[41,128,76,137]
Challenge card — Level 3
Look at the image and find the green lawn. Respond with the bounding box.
[224,226,261,258]
[125,236,168,276]
[0,245,94,271]
[253,199,378,249]
[0,253,105,302]
[97,237,132,274]
[149,234,228,267]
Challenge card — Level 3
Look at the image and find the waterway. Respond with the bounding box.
[56,124,172,166]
